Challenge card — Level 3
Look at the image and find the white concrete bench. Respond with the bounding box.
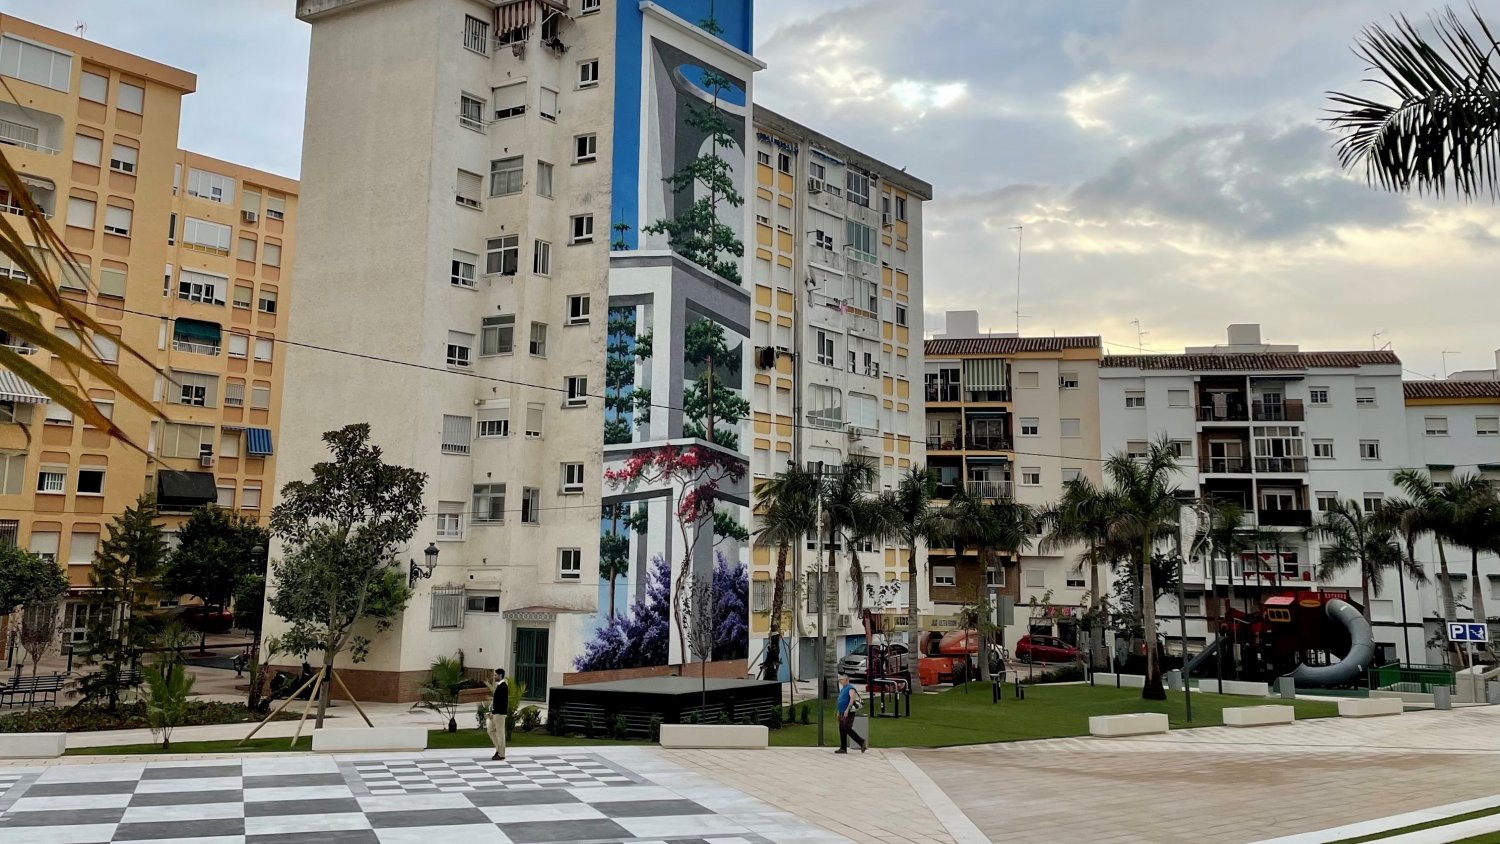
[659,724,768,749]
[311,727,428,753]
[1088,713,1169,737]
[1338,698,1404,718]
[0,732,65,758]
[1196,679,1270,697]
[1093,673,1146,689]
[1222,705,1295,728]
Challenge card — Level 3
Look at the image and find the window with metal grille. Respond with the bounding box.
[431,587,465,630]
[441,414,472,455]
[463,15,489,54]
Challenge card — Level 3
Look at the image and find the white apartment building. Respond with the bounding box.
[1100,325,1414,659]
[274,0,761,701]
[746,110,931,679]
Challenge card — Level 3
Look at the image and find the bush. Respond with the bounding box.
[767,706,783,729]
[610,715,629,740]
[799,704,810,725]
[584,713,598,739]
[1020,663,1087,685]
[649,714,662,741]
[687,711,699,725]
[0,701,293,734]
[475,702,490,730]
[545,705,566,736]
[519,705,541,732]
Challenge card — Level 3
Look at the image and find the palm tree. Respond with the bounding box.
[0,153,156,437]
[884,466,944,640]
[1103,436,1187,700]
[1444,473,1499,628]
[939,490,1032,680]
[817,460,877,690]
[1326,6,1500,201]
[1372,499,1430,663]
[1391,469,1462,624]
[1039,477,1122,669]
[752,465,820,682]
[1307,500,1405,623]
[845,494,897,613]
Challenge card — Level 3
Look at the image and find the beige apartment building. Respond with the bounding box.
[0,16,296,643]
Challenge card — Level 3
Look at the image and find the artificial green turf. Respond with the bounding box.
[68,728,645,756]
[1330,807,1500,843]
[1453,835,1500,843]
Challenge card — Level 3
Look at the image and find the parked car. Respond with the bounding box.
[837,641,912,680]
[172,604,234,634]
[1016,634,1080,664]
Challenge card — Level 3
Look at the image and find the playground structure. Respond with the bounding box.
[1186,589,1376,688]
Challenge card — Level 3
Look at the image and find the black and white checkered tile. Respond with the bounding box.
[350,753,638,795]
[0,752,811,843]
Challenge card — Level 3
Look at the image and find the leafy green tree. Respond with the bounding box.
[163,505,268,651]
[142,655,195,750]
[813,461,878,688]
[77,495,169,710]
[939,490,1033,680]
[604,307,652,445]
[1390,469,1465,627]
[268,424,426,728]
[1441,473,1500,627]
[599,502,647,620]
[0,544,67,617]
[681,318,748,449]
[753,464,820,682]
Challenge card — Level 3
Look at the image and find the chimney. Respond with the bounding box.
[1226,324,1262,347]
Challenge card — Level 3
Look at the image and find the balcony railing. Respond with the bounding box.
[1252,399,1304,422]
[1240,564,1316,583]
[964,389,1010,403]
[926,384,961,403]
[1198,401,1249,422]
[0,119,58,155]
[924,435,1012,452]
[1254,456,1308,473]
[1200,457,1250,473]
[965,480,1013,500]
[1256,508,1312,527]
[2,343,36,356]
[171,339,220,356]
[1,201,51,219]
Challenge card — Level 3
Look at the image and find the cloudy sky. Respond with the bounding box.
[13,0,1497,377]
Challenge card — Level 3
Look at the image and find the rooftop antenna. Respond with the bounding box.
[1130,319,1148,353]
[1372,329,1385,350]
[75,21,87,37]
[1442,350,1461,378]
[1009,225,1023,335]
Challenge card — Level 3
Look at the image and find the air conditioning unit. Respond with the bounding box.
[241,210,258,224]
[847,428,862,442]
[564,398,586,408]
[836,613,852,628]
[807,177,824,194]
[881,212,892,228]
[198,445,214,468]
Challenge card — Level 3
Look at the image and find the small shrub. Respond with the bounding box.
[546,705,566,736]
[767,706,784,729]
[799,704,810,725]
[0,701,293,734]
[649,714,662,741]
[475,702,490,730]
[688,711,699,725]
[519,705,541,732]
[1021,664,1087,685]
[505,713,517,739]
[584,713,598,739]
[610,715,629,740]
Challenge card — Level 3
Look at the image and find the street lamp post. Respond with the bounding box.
[409,542,440,588]
[247,543,266,712]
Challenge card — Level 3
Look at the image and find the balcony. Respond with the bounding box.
[1200,457,1251,474]
[1198,401,1249,422]
[0,116,59,155]
[925,434,1012,452]
[1256,509,1312,527]
[965,480,1013,500]
[1254,456,1308,473]
[926,384,961,403]
[171,339,220,356]
[1252,399,1304,422]
[964,388,1010,404]
[171,319,222,357]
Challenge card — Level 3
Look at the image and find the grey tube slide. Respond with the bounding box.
[1287,599,1374,687]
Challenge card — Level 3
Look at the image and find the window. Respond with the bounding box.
[237,483,260,510]
[0,36,72,92]
[559,548,582,580]
[481,315,514,355]
[80,70,107,103]
[258,290,277,314]
[1167,389,1189,407]
[441,414,472,455]
[0,453,23,495]
[446,331,473,368]
[1315,491,1339,511]
[118,82,144,114]
[1309,387,1329,405]
[44,401,72,425]
[437,504,464,540]
[1017,371,1039,389]
[159,422,212,459]
[932,566,956,587]
[1021,467,1041,486]
[1359,440,1380,460]
[525,402,544,438]
[265,195,286,220]
[845,169,870,207]
[178,269,226,305]
[238,237,256,262]
[1062,467,1081,483]
[529,322,547,356]
[77,467,104,496]
[1060,372,1080,390]
[565,376,588,407]
[1425,416,1449,436]
[456,169,483,208]
[561,462,585,493]
[451,250,477,288]
[250,385,270,410]
[1363,493,1384,513]
[233,285,252,309]
[1019,417,1039,437]
[567,294,590,324]
[36,467,65,494]
[466,594,501,614]
[66,197,96,229]
[225,334,249,360]
[1125,390,1146,409]
[988,568,1006,587]
[173,371,217,407]
[574,133,598,163]
[1060,418,1081,438]
[777,152,791,174]
[539,87,558,121]
[581,0,601,12]
[73,134,101,166]
[815,330,836,367]
[846,220,876,259]
[183,217,232,253]
[1355,386,1376,406]
[579,59,599,87]
[262,243,281,267]
[894,195,908,221]
[1312,439,1333,459]
[473,484,506,523]
[186,168,235,204]
[570,214,594,244]
[1169,439,1193,458]
[1126,441,1149,460]
[463,15,489,54]
[895,305,907,327]
[486,235,519,275]
[758,151,771,166]
[493,83,526,119]
[536,161,553,198]
[1478,416,1499,437]
[459,92,485,131]
[477,403,510,437]
[224,382,245,407]
[254,337,273,362]
[522,487,541,524]
[533,240,551,275]
[489,156,523,197]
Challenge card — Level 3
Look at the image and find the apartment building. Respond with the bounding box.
[923,312,1103,651]
[744,109,931,678]
[1100,325,1413,658]
[277,0,760,701]
[0,16,297,644]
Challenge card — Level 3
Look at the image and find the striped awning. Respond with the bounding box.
[496,0,537,33]
[0,370,49,404]
[246,428,274,456]
[962,358,1006,391]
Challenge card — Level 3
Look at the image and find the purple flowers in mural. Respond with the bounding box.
[711,552,748,661]
[574,554,671,672]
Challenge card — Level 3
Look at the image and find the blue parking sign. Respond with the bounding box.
[1449,622,1490,643]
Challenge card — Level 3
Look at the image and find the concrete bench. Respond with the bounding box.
[311,727,428,753]
[1196,679,1270,697]
[0,732,66,758]
[1092,673,1146,689]
[659,724,768,749]
[1088,713,1169,737]
[1222,705,1295,728]
[1338,698,1404,718]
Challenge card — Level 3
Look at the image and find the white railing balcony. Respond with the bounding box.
[0,119,58,155]
[806,411,844,431]
[965,480,1013,500]
[171,339,220,356]
[459,114,486,133]
[2,343,36,356]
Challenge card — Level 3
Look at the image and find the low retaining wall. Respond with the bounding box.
[562,660,748,686]
[1194,679,1270,697]
[1092,672,1146,689]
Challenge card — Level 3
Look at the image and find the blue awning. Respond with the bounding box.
[246,428,274,456]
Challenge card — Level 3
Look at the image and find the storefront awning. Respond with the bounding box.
[0,370,49,404]
[157,471,217,508]
[246,428,274,456]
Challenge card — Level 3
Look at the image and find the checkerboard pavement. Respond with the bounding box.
[0,750,835,844]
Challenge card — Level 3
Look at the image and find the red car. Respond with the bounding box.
[1016,634,1079,664]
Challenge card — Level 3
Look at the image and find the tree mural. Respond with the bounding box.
[711,552,749,661]
[598,502,648,621]
[604,306,652,446]
[681,318,748,450]
[574,554,672,671]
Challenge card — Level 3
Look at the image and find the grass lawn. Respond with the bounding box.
[1328,806,1500,843]
[66,683,1338,756]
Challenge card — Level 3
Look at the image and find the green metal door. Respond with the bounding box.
[514,628,549,701]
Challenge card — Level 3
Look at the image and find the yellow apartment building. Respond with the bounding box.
[0,16,297,644]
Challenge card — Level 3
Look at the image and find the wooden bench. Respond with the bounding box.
[0,674,67,708]
[311,727,428,753]
[1088,713,1169,737]
[1338,698,1404,718]
[0,732,66,758]
[1222,705,1295,727]
[659,724,769,749]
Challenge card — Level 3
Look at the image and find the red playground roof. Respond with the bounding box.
[1264,596,1295,606]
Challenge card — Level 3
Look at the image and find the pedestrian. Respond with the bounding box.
[487,668,509,761]
[834,673,866,754]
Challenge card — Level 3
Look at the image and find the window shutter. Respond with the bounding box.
[526,402,544,436]
[457,169,482,203]
[962,359,1006,391]
[441,414,472,454]
[68,532,98,564]
[73,134,102,166]
[493,83,526,113]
